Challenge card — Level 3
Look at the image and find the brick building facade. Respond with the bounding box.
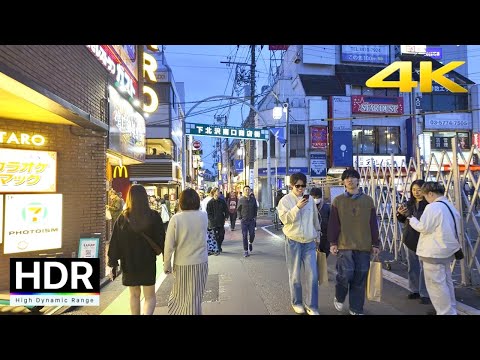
[0,45,112,289]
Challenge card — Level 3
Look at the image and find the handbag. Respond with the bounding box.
[125,215,163,256]
[438,201,464,260]
[207,229,219,255]
[316,249,328,286]
[366,254,383,302]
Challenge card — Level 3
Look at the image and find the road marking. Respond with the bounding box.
[261,225,283,240]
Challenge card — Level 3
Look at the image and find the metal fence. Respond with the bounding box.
[357,138,480,286]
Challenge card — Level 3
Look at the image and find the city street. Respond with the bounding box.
[54,216,480,316]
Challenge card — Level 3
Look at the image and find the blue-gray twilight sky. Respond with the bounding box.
[164,45,272,173]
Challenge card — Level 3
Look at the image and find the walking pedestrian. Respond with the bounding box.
[237,185,258,257]
[107,184,165,315]
[163,188,209,315]
[227,191,239,231]
[206,187,229,252]
[328,168,380,315]
[309,187,331,256]
[277,173,321,315]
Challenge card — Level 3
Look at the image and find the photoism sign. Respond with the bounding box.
[185,122,269,141]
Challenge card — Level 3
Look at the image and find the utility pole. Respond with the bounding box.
[247,45,256,190]
[284,98,290,190]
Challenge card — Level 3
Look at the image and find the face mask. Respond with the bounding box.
[314,198,321,205]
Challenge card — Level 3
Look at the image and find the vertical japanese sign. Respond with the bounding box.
[0,148,57,193]
[0,195,3,244]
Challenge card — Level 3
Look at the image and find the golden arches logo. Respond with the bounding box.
[113,166,128,178]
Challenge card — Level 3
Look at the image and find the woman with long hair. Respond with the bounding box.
[164,188,208,315]
[397,179,430,304]
[108,185,165,315]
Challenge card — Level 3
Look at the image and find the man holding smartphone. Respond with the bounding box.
[277,172,321,315]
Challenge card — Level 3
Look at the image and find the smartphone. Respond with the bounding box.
[303,194,309,200]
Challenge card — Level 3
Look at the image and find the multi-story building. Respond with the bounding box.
[0,45,146,288]
[254,45,476,207]
[128,46,185,214]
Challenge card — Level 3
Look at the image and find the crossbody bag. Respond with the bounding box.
[437,201,464,260]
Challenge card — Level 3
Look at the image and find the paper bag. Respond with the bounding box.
[316,249,328,286]
[366,257,383,302]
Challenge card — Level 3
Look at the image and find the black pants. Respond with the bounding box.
[229,212,237,229]
[213,226,225,250]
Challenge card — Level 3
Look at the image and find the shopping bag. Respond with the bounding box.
[366,255,383,302]
[316,249,328,286]
[105,207,112,220]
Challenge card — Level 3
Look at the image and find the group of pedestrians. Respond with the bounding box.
[278,169,461,316]
[105,168,462,316]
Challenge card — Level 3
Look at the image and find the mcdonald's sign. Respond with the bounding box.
[113,166,128,178]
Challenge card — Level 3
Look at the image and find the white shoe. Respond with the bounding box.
[349,310,364,315]
[333,297,344,312]
[305,307,320,315]
[292,304,305,314]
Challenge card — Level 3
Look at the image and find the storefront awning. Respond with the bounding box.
[0,69,108,131]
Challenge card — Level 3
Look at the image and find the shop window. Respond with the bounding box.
[262,133,276,159]
[352,125,401,155]
[289,124,305,157]
[421,93,468,112]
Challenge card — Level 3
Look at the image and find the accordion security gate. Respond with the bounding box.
[357,138,480,287]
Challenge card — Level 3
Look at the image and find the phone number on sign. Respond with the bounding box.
[426,120,470,127]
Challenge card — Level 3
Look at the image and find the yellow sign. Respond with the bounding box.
[113,165,128,178]
[0,148,56,193]
[143,46,160,113]
[366,61,467,93]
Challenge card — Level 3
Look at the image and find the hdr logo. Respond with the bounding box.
[10,258,100,307]
[113,165,128,178]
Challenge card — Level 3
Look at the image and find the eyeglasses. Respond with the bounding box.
[294,184,307,188]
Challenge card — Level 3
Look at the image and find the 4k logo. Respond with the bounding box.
[366,61,467,93]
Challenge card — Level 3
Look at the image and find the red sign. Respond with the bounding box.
[269,45,289,51]
[352,96,404,115]
[193,140,202,150]
[473,133,480,149]
[310,126,328,150]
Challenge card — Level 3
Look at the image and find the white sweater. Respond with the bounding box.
[408,197,461,259]
[164,210,208,270]
[277,193,321,243]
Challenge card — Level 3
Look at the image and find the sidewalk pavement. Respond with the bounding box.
[7,215,478,315]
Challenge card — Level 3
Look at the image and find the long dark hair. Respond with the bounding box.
[125,184,155,232]
[407,179,425,206]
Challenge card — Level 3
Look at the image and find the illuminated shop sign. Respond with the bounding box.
[113,165,128,178]
[0,131,45,146]
[108,86,146,162]
[0,148,57,193]
[3,194,63,254]
[0,195,3,244]
[86,45,138,99]
[352,96,404,115]
[143,45,160,113]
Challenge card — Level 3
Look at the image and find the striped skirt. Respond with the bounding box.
[167,262,208,315]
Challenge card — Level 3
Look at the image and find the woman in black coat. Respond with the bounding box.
[396,179,430,304]
[108,185,165,315]
[310,187,330,257]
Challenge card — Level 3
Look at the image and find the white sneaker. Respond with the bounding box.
[333,297,344,312]
[292,304,305,314]
[349,310,364,315]
[305,307,320,315]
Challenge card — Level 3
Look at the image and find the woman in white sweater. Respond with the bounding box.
[163,188,209,315]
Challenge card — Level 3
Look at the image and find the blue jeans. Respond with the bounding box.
[404,244,428,298]
[335,250,370,314]
[241,219,255,251]
[285,238,318,310]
